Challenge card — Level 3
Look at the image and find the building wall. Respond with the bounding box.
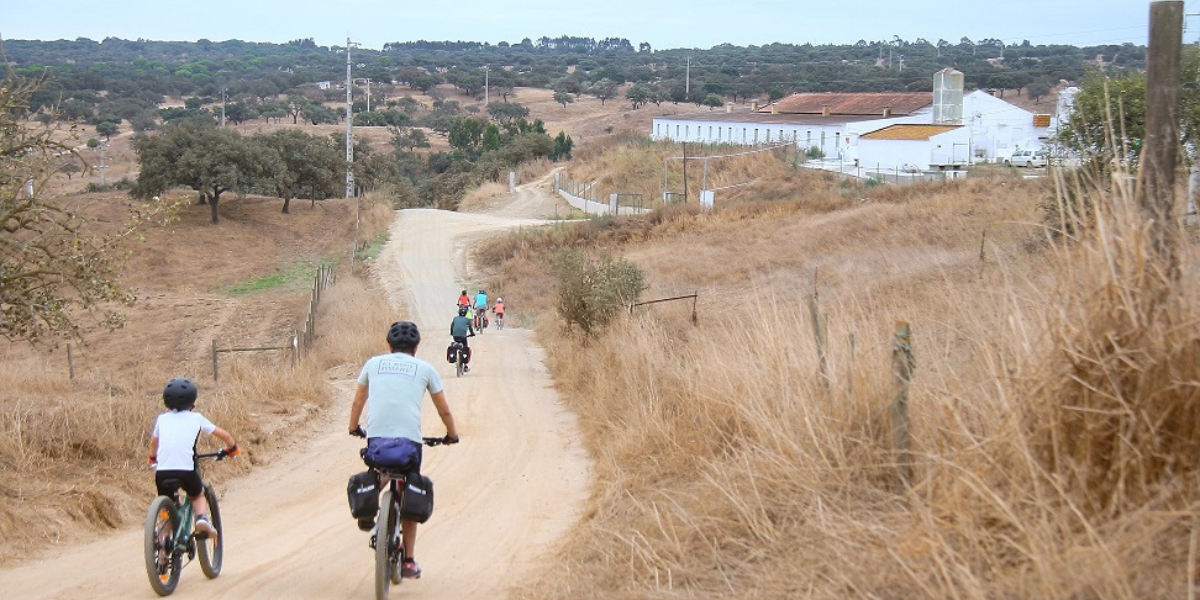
[857,128,971,171]
[962,90,1049,161]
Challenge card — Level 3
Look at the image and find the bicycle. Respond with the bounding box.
[358,435,454,600]
[143,449,231,596]
[451,340,467,377]
[494,310,504,330]
[473,309,488,334]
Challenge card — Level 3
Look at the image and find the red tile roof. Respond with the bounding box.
[762,93,932,116]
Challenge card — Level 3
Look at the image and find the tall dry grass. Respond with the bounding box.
[505,166,1199,598]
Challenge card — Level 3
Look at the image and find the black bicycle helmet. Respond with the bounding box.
[163,377,198,411]
[458,306,468,316]
[387,321,421,351]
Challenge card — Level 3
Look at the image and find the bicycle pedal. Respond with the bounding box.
[369,534,377,550]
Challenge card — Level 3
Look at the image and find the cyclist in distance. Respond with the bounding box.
[349,321,459,580]
[473,289,489,329]
[149,377,240,537]
[493,297,505,328]
[450,307,476,372]
[457,289,470,309]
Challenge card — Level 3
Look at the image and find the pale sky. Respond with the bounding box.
[0,1,1166,51]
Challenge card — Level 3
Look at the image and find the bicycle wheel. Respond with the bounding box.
[375,489,400,599]
[456,355,463,377]
[197,484,223,579]
[144,496,182,596]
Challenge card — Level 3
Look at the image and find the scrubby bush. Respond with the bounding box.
[553,250,646,336]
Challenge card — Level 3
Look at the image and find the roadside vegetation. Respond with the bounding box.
[480,136,1199,597]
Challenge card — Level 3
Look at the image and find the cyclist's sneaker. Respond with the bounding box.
[401,559,422,579]
[358,517,375,532]
[463,365,470,373]
[194,516,215,537]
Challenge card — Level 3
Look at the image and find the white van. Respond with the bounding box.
[1005,149,1047,168]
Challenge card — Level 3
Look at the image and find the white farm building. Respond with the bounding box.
[650,69,1055,173]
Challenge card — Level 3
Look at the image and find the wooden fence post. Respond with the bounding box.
[1142,1,1184,279]
[67,343,75,380]
[691,291,698,326]
[212,339,219,382]
[806,294,830,392]
[891,320,916,486]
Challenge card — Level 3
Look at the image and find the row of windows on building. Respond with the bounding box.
[656,123,842,149]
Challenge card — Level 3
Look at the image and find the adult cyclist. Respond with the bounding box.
[457,290,470,309]
[473,289,489,330]
[349,321,460,580]
[450,307,475,372]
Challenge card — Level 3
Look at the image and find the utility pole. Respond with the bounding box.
[345,37,355,199]
[94,142,111,186]
[484,66,489,105]
[682,142,688,204]
[1142,0,1184,278]
[220,89,227,128]
[685,57,691,97]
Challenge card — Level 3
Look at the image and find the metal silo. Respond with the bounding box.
[933,68,964,124]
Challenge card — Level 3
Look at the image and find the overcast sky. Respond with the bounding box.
[0,1,1166,51]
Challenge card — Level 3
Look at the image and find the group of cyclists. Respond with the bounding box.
[148,287,507,591]
[451,289,505,373]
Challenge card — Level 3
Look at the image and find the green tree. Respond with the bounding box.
[1027,79,1052,105]
[553,90,574,108]
[551,131,573,161]
[486,101,529,123]
[0,71,151,342]
[590,79,619,106]
[95,120,119,140]
[702,93,724,110]
[133,123,273,223]
[481,122,502,152]
[448,117,485,152]
[256,129,340,213]
[391,127,431,152]
[625,83,652,109]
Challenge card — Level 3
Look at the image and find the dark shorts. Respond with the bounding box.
[155,470,204,497]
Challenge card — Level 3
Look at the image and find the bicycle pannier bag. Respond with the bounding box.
[446,343,457,364]
[463,347,471,364]
[400,474,434,523]
[364,438,420,470]
[347,470,379,519]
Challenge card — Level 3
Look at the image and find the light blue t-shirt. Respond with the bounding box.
[357,352,444,442]
[474,293,488,309]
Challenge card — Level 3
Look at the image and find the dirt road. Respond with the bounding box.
[0,185,589,598]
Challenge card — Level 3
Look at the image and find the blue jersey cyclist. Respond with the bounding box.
[349,320,459,580]
[473,289,489,313]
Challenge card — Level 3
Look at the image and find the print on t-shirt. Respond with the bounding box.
[378,359,417,378]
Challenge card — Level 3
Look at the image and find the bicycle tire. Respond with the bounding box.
[456,354,463,378]
[375,489,400,599]
[144,496,182,596]
[197,484,223,579]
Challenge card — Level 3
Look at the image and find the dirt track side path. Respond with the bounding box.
[0,183,589,599]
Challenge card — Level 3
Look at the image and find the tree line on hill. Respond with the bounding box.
[5,35,1144,136]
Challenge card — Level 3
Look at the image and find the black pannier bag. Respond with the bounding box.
[446,343,457,364]
[400,474,434,523]
[347,470,379,519]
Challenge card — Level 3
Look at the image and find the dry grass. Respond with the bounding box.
[0,190,395,564]
[489,141,1199,598]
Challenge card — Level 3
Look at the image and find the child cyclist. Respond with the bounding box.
[149,377,240,536]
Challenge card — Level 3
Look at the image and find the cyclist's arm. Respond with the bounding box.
[211,426,235,448]
[430,390,458,439]
[349,383,368,433]
[149,436,159,462]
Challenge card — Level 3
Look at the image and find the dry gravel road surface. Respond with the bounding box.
[0,185,589,599]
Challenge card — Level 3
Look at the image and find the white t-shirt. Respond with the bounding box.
[152,411,217,471]
[357,352,443,442]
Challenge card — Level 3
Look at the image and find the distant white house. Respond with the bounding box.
[316,81,333,90]
[857,124,972,172]
[961,90,1052,161]
[649,73,1057,172]
[651,92,932,159]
